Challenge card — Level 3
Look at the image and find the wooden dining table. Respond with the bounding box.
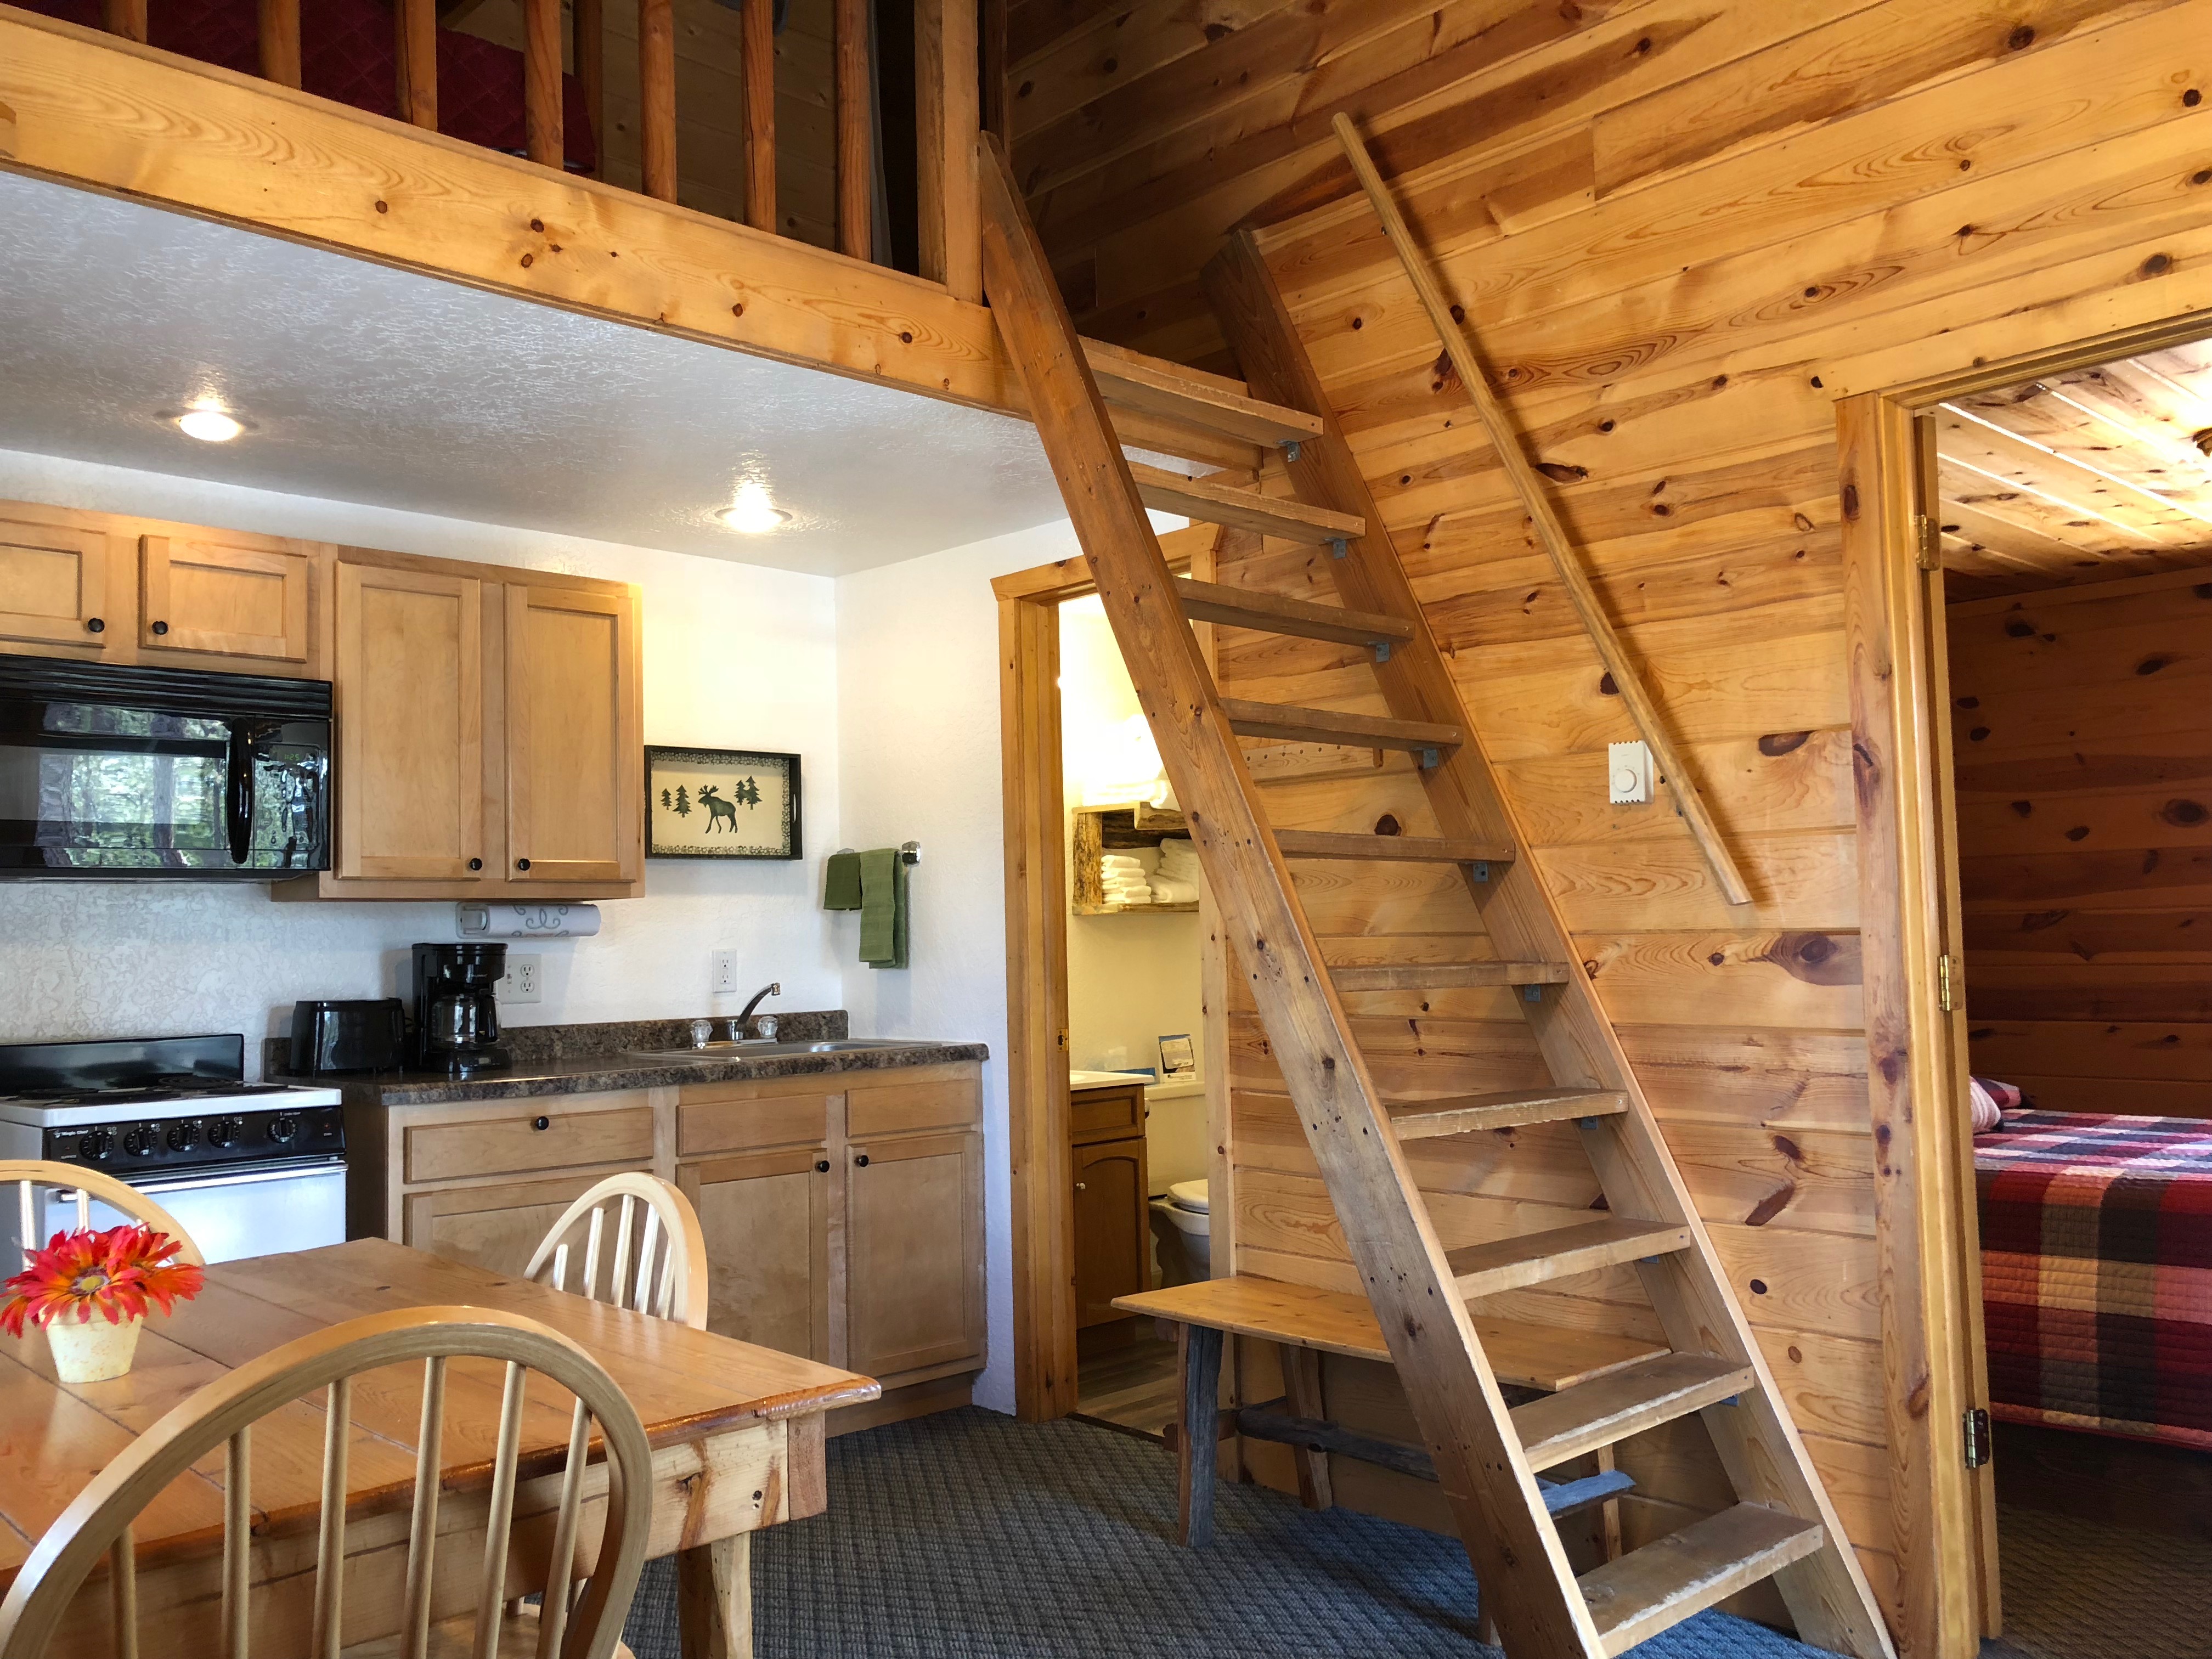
[0,1238,879,1659]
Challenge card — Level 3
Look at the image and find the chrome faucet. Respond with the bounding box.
[737,981,781,1040]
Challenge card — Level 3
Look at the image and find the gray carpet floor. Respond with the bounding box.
[619,1407,1843,1659]
[1990,1502,2212,1659]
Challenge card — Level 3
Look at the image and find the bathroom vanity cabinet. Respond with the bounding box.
[349,1060,987,1430]
[1070,1078,1150,1333]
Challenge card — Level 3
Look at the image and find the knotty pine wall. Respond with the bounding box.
[1011,0,2212,1630]
[1952,568,2212,1118]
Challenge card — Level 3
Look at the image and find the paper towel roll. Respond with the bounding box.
[456,902,601,939]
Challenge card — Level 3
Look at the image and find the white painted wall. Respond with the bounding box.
[0,451,845,1071]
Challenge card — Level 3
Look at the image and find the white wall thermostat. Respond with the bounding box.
[1608,740,1653,805]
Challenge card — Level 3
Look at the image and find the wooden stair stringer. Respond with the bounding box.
[1202,230,1897,1659]
[977,135,1606,1659]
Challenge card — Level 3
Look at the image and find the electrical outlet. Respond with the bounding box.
[710,950,739,997]
[499,953,543,1005]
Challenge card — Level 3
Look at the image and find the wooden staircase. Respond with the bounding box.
[978,135,1894,1659]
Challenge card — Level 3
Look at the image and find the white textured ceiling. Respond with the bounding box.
[0,171,1075,575]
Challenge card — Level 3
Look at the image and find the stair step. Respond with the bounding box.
[1131,463,1365,547]
[1511,1353,1758,1474]
[1275,830,1513,865]
[1329,960,1571,992]
[1446,1218,1694,1301]
[1175,577,1413,649]
[1221,698,1459,756]
[1579,1504,1826,1657]
[1386,1088,1629,1140]
[1085,338,1324,450]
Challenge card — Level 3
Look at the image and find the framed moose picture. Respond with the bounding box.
[644,747,802,860]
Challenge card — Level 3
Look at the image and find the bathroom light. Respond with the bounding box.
[176,408,245,443]
[718,482,789,534]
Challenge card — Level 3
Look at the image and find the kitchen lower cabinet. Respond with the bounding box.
[846,1128,985,1379]
[678,1144,832,1361]
[354,1062,987,1423]
[399,1166,629,1277]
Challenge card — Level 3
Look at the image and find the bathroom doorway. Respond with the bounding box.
[993,527,1232,1426]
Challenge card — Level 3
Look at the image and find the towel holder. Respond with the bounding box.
[833,842,923,866]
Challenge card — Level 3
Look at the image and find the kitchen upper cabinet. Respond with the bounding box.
[504,583,641,884]
[0,510,120,654]
[678,1147,832,1361]
[333,562,484,883]
[139,533,312,663]
[292,551,642,901]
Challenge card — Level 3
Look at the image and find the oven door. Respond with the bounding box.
[0,659,331,877]
[20,1161,348,1265]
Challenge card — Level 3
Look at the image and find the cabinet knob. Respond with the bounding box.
[85,617,105,635]
[1075,1181,1087,1191]
[515,857,532,872]
[467,857,483,871]
[854,1153,870,1168]
[150,620,170,636]
[814,1159,831,1173]
[531,1115,551,1131]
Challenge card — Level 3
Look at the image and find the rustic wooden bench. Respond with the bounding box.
[1115,1274,1662,1551]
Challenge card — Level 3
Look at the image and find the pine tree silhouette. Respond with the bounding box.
[674,785,691,817]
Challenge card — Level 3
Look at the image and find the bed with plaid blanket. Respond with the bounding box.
[1976,1109,2212,1449]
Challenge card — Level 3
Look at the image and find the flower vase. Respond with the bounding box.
[46,1313,144,1383]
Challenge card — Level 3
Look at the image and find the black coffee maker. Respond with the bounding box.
[410,943,512,1073]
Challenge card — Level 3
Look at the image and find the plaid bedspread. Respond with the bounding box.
[1976,1109,2212,1449]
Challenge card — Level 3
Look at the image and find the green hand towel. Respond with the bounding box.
[859,848,900,965]
[871,854,910,971]
[823,850,863,910]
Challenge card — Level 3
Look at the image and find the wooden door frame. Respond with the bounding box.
[993,526,1221,1420]
[1839,302,2212,1659]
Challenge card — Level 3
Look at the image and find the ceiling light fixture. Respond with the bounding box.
[718,481,790,534]
[175,407,245,443]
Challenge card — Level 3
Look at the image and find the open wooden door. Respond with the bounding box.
[1912,411,2003,1640]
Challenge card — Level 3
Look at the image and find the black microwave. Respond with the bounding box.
[0,659,331,877]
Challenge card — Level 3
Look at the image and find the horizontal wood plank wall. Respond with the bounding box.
[1011,0,2212,1639]
[1950,568,2212,1117]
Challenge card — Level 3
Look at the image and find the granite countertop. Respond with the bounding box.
[271,1012,988,1105]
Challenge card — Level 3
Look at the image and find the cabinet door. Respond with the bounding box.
[1073,1136,1150,1328]
[678,1148,831,1361]
[504,583,640,884]
[845,1130,985,1381]
[0,513,118,651]
[402,1167,635,1277]
[334,561,486,881]
[140,534,311,662]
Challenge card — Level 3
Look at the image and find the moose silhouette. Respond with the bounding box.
[694,785,741,833]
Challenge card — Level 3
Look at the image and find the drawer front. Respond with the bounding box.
[847,1076,980,1139]
[678,1091,832,1157]
[1070,1085,1144,1144]
[405,1102,654,1183]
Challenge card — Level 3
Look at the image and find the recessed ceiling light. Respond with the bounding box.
[718,481,790,534]
[176,408,245,443]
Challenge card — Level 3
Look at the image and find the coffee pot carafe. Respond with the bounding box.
[410,943,512,1073]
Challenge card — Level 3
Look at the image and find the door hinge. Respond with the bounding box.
[1963,1406,1991,1469]
[1938,952,1954,1013]
[1913,512,1942,572]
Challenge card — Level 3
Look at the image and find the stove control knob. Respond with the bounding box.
[77,1128,115,1161]
[268,1114,300,1144]
[207,1116,240,1149]
[165,1121,200,1153]
[121,1124,160,1158]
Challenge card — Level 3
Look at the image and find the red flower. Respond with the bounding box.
[0,1226,205,1338]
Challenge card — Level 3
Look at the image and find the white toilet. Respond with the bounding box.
[1148,1178,1211,1285]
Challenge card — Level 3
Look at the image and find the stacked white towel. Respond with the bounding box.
[1099,851,1153,905]
[1151,837,1203,902]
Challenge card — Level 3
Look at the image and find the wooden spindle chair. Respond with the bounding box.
[0,1305,652,1659]
[0,1160,207,1269]
[524,1173,708,1331]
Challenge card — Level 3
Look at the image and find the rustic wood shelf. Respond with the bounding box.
[1070,802,1198,915]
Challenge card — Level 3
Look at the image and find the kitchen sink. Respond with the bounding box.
[626,1037,922,1061]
